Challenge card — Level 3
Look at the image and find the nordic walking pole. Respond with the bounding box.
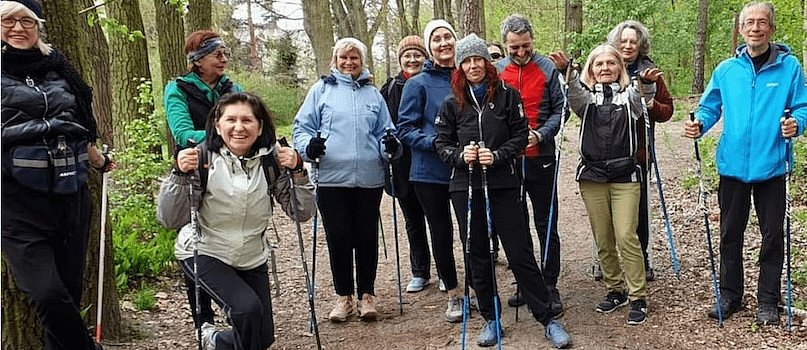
[461,141,476,350]
[187,139,204,350]
[649,124,681,277]
[280,137,323,349]
[634,76,656,274]
[783,108,794,332]
[544,57,574,270]
[690,113,723,327]
[309,131,322,333]
[378,217,388,259]
[385,129,404,315]
[479,141,502,350]
[95,144,110,343]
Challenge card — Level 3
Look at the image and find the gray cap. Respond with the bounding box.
[455,33,491,65]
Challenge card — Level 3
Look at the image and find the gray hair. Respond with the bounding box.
[580,44,630,89]
[739,1,776,29]
[499,14,533,43]
[330,37,368,69]
[0,1,51,55]
[606,20,651,58]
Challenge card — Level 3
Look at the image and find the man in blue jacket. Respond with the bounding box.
[684,1,807,326]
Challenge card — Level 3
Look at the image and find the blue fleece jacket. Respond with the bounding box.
[697,43,807,183]
[292,68,395,188]
[397,60,453,184]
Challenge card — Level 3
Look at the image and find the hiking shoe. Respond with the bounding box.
[470,294,480,310]
[438,279,447,292]
[627,299,648,325]
[358,293,378,321]
[549,287,564,319]
[592,263,603,281]
[595,291,629,313]
[645,267,656,282]
[329,295,356,322]
[507,291,526,307]
[406,277,429,293]
[476,319,503,347]
[200,322,217,350]
[756,303,779,325]
[544,319,572,349]
[707,298,742,320]
[445,296,463,323]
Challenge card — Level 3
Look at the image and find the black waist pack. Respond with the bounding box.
[3,136,89,194]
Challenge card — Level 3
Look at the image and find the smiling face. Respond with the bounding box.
[429,28,456,67]
[461,56,487,84]
[336,47,362,78]
[740,6,774,55]
[399,48,425,76]
[504,31,533,66]
[591,52,622,84]
[215,102,262,157]
[618,28,640,64]
[195,47,230,82]
[1,11,39,50]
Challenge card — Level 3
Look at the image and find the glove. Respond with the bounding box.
[306,137,327,159]
[382,133,399,155]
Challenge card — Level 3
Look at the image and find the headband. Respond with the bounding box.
[186,37,226,62]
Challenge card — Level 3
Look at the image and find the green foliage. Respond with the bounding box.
[110,81,176,293]
[230,71,304,137]
[267,31,300,86]
[132,282,157,311]
[87,12,145,42]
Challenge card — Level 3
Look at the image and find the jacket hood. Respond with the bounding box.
[735,43,791,66]
[422,60,454,77]
[327,67,372,85]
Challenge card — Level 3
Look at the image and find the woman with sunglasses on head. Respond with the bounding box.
[163,30,243,331]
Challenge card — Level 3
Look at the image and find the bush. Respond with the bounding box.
[229,71,303,137]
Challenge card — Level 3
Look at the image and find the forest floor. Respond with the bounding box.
[109,117,807,349]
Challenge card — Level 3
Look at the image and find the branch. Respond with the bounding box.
[79,0,118,15]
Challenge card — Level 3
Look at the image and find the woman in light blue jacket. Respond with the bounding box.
[293,37,400,322]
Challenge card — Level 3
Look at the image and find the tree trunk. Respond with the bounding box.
[692,0,708,94]
[564,0,583,53]
[302,0,335,75]
[81,0,115,147]
[247,0,262,70]
[187,0,212,32]
[433,0,454,26]
[396,0,412,36]
[108,0,154,148]
[409,0,421,35]
[460,0,483,37]
[154,0,187,85]
[1,257,42,350]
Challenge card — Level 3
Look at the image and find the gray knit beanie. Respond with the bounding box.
[454,33,491,65]
[422,19,457,57]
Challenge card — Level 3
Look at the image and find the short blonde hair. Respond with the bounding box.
[0,1,51,55]
[580,44,629,89]
[330,37,368,69]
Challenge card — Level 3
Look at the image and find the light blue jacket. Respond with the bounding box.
[397,60,453,184]
[697,43,807,183]
[292,68,395,188]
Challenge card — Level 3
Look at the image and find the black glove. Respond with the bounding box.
[306,137,327,160]
[382,133,399,155]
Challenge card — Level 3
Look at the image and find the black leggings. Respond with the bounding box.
[412,182,460,291]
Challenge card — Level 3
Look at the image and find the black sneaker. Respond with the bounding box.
[707,298,742,319]
[508,291,526,307]
[645,267,656,282]
[756,303,780,325]
[549,286,564,319]
[595,291,628,313]
[627,299,648,325]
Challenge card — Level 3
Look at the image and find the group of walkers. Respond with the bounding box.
[2,0,806,349]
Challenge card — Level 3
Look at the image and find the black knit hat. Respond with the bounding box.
[8,0,43,19]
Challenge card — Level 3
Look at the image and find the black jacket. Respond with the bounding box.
[435,81,528,193]
[380,72,415,198]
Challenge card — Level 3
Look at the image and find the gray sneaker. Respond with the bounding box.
[756,303,780,325]
[445,297,463,323]
[406,277,429,293]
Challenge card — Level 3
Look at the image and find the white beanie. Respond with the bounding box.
[422,19,457,57]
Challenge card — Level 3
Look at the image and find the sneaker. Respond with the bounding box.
[507,291,526,307]
[329,295,356,322]
[544,319,572,349]
[438,279,447,292]
[645,267,656,282]
[406,277,430,293]
[707,298,742,320]
[549,287,564,319]
[445,296,463,323]
[627,299,648,325]
[358,293,378,321]
[592,263,603,281]
[756,303,780,325]
[200,322,217,350]
[476,319,503,347]
[595,291,629,313]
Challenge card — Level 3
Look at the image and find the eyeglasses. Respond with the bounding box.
[743,19,770,29]
[1,17,37,29]
[209,48,232,60]
[490,53,503,60]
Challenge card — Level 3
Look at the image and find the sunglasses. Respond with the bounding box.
[490,53,503,60]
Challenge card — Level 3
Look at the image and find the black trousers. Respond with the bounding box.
[180,256,274,350]
[398,189,430,279]
[1,181,96,350]
[522,157,561,287]
[451,187,554,325]
[184,269,216,328]
[636,163,652,268]
[718,176,785,305]
[318,187,382,297]
[412,182,459,291]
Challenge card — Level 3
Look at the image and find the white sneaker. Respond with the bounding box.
[439,279,447,292]
[200,322,217,350]
[445,296,463,323]
[358,293,378,320]
[329,295,356,322]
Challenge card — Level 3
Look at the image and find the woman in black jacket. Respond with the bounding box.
[434,33,571,349]
[1,1,112,349]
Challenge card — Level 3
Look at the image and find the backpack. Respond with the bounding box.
[195,141,281,203]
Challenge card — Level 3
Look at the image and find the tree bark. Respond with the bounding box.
[154,0,187,85]
[187,0,212,32]
[302,0,335,75]
[409,0,421,35]
[460,0,483,37]
[108,0,154,148]
[692,0,708,94]
[564,0,583,53]
[396,0,412,36]
[433,0,454,26]
[246,0,262,70]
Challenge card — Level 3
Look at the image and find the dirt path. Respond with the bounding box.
[114,121,806,349]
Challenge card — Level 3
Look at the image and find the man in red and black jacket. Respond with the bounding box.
[495,14,565,318]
